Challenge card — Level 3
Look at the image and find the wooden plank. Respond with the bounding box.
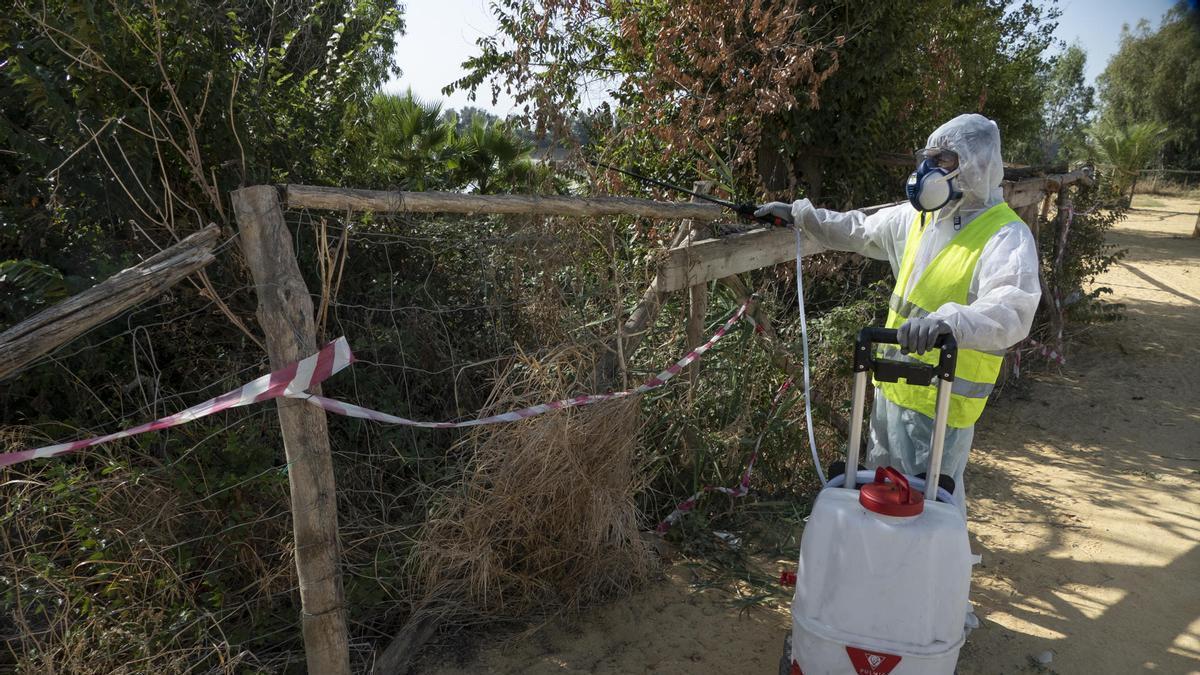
[656,175,1086,293]
[231,186,351,675]
[1004,178,1049,210]
[1044,168,1095,190]
[657,202,898,293]
[1002,169,1093,211]
[284,184,724,220]
[659,228,816,293]
[0,225,220,381]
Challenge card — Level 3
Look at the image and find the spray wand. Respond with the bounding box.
[587,159,789,227]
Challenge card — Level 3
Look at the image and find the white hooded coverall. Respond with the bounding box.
[791,114,1041,513]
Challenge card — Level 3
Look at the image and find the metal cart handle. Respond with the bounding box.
[844,327,958,500]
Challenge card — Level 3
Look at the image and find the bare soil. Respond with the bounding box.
[424,196,1200,675]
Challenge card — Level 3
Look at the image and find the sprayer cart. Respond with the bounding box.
[782,327,971,675]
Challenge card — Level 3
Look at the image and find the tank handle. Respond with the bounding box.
[875,466,912,502]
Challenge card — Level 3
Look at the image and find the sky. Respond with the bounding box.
[1053,0,1178,84]
[381,0,519,113]
[383,0,1184,115]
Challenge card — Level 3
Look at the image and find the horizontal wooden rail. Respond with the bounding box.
[657,202,896,292]
[1004,169,1094,209]
[655,171,1091,293]
[283,184,725,220]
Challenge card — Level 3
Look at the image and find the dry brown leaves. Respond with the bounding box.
[620,0,841,167]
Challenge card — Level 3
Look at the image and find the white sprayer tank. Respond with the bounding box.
[789,468,971,675]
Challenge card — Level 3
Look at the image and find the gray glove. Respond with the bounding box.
[898,317,951,355]
[753,202,794,225]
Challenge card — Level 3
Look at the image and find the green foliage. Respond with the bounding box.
[451,0,1058,205]
[1096,4,1200,169]
[350,92,458,191]
[0,259,68,323]
[770,0,1057,202]
[0,1,424,668]
[1037,186,1128,331]
[1089,120,1172,201]
[0,420,305,673]
[344,92,542,192]
[454,117,538,193]
[0,0,405,309]
[0,0,1150,666]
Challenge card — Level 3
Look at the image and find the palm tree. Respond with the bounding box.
[350,91,539,193]
[361,91,457,191]
[1089,121,1170,203]
[452,118,535,194]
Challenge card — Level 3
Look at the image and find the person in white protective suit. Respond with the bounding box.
[756,113,1041,516]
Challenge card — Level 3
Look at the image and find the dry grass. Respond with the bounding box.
[414,347,657,619]
[1140,178,1200,199]
[0,423,299,674]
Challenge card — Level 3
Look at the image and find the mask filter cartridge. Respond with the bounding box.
[906,159,962,212]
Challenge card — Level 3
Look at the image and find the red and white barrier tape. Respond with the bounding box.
[1026,338,1066,365]
[3,305,750,468]
[655,378,793,534]
[297,302,749,428]
[1,338,354,468]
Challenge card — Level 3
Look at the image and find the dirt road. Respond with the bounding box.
[960,195,1200,674]
[427,196,1200,675]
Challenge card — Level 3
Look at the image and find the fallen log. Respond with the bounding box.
[0,225,221,381]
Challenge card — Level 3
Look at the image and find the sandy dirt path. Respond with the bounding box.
[425,196,1200,675]
[960,195,1200,674]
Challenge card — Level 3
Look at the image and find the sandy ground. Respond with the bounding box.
[424,196,1200,675]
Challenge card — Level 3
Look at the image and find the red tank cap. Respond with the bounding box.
[859,467,924,517]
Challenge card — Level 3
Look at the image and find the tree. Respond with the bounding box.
[347,92,538,193]
[353,92,458,191]
[0,0,405,329]
[1097,4,1200,169]
[449,0,1058,205]
[453,118,536,193]
[1035,43,1096,165]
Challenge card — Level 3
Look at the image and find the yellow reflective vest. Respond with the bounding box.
[876,203,1021,428]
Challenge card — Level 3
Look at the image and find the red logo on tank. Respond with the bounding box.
[846,646,902,674]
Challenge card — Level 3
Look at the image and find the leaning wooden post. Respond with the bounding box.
[1192,208,1199,239]
[594,215,704,386]
[232,186,351,675]
[684,181,715,387]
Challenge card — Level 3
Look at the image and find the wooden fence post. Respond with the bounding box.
[231,186,351,675]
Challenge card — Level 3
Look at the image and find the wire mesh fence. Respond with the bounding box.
[4,174,1110,670]
[1,200,849,672]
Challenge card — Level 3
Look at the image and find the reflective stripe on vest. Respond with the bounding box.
[875,203,1020,428]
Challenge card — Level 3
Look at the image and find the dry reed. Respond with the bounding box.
[414,346,657,618]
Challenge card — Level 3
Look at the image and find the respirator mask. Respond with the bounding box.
[905,148,962,212]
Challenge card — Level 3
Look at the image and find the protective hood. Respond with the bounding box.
[924,114,1004,209]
